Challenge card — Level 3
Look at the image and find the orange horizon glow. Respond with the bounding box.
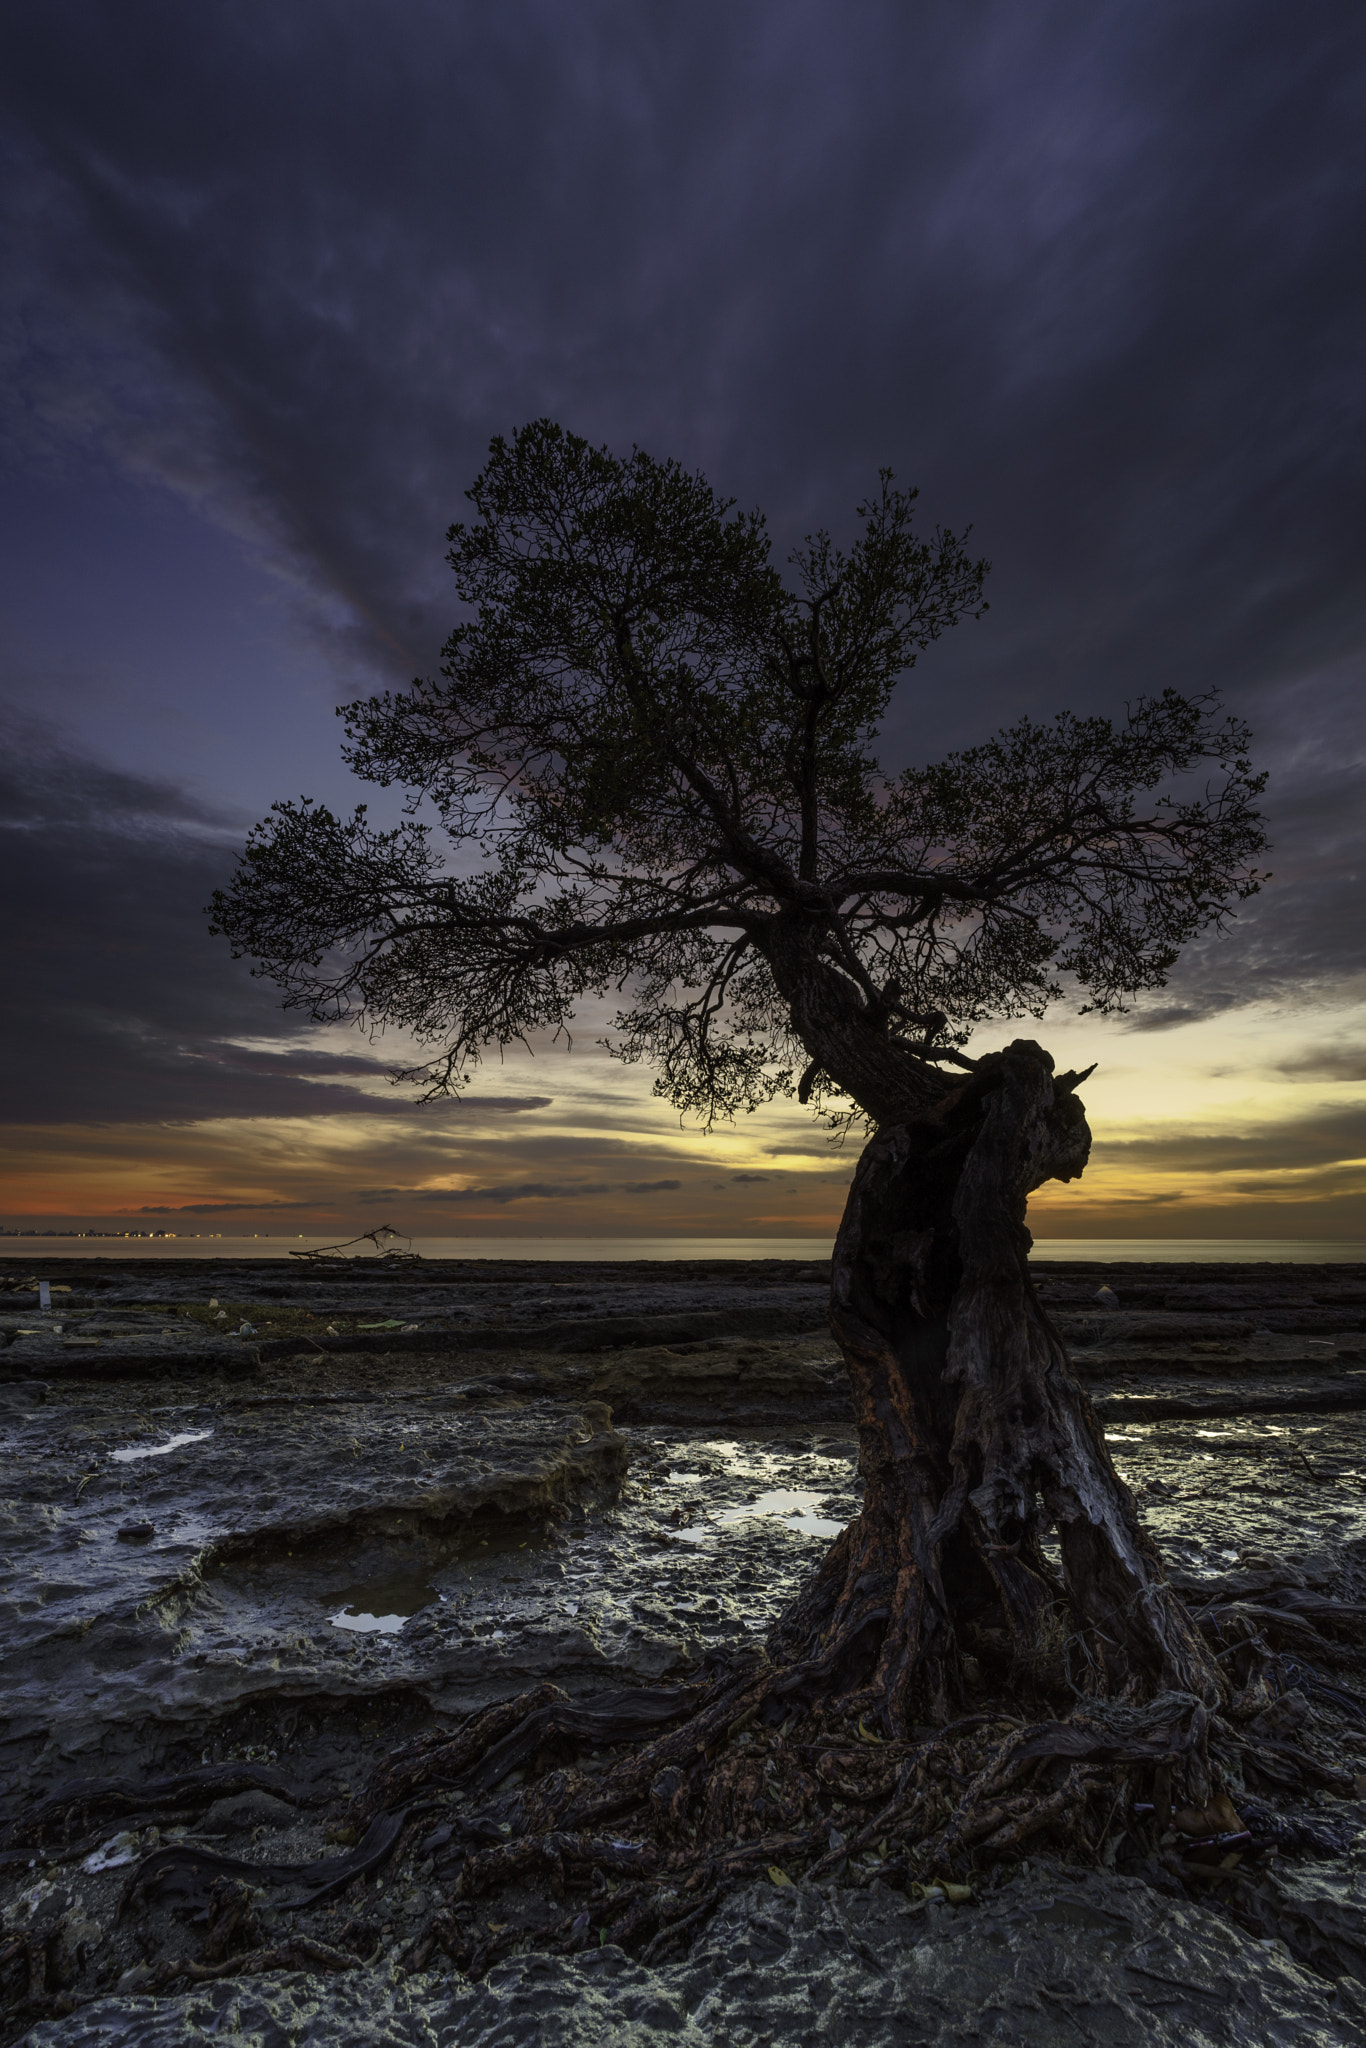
[5,992,1365,1243]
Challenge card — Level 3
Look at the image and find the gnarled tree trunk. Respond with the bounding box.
[199,1044,1324,1972]
[767,1038,1222,1733]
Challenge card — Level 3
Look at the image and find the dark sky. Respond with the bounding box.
[2,2,1363,1237]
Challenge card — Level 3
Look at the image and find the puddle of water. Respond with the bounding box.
[657,1488,846,1547]
[110,1430,213,1464]
[329,1568,440,1635]
[718,1486,844,1538]
[332,1610,407,1636]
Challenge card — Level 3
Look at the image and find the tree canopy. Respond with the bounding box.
[212,420,1268,1127]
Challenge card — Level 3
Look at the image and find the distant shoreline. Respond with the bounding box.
[2,1234,1364,1265]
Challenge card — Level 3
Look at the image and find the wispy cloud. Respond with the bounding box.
[1,5,1363,1238]
[1274,1045,1366,1083]
[138,1199,319,1214]
[1096,1106,1366,1175]
[354,1179,684,1205]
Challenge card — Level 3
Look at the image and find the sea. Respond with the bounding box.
[1,1236,1363,1264]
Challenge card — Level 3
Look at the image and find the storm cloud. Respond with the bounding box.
[1,2,1363,1230]
[0,719,552,1125]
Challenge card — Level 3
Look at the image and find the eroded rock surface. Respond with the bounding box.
[0,1393,628,1769]
[21,1865,1366,2047]
[5,1255,1366,2047]
[0,1256,836,1385]
[7,1252,1362,1391]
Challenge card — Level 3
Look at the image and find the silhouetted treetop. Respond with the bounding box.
[212,420,1267,1125]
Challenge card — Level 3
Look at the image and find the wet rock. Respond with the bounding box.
[23,1867,1366,2046]
[0,1321,259,1383]
[7,1254,1366,2046]
[199,1790,298,1834]
[565,1338,846,1422]
[1231,1863,1366,1984]
[55,1908,105,1976]
[10,1252,1364,1396]
[0,1394,629,1767]
[1072,1312,1259,1342]
[0,1381,48,1409]
[0,1255,837,1380]
[2,1876,77,1936]
[1093,1374,1366,1422]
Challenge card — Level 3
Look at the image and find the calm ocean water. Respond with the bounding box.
[1,1235,1363,1264]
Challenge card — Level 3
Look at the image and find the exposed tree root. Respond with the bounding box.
[7,1046,1366,2014]
[279,1619,1358,1980]
[132,1932,364,1994]
[6,1574,1365,2020]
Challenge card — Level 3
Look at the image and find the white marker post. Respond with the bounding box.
[39,1281,51,1311]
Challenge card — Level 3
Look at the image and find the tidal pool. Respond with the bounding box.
[329,1568,442,1634]
[110,1429,214,1463]
[654,1440,852,1544]
[718,1486,844,1538]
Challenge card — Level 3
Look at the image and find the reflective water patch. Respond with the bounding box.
[110,1430,213,1464]
[328,1568,441,1634]
[719,1487,844,1538]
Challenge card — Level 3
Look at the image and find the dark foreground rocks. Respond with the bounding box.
[0,1255,835,1388]
[20,1864,1366,2048]
[0,1390,629,1757]
[5,1250,1363,1403]
[3,1255,1366,2046]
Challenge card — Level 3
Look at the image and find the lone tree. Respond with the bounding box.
[213,422,1272,1927]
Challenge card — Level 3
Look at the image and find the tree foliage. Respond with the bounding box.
[212,420,1267,1126]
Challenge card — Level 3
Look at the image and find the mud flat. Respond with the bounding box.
[3,1255,1366,2044]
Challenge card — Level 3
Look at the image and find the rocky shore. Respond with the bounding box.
[3,1253,1365,2045]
